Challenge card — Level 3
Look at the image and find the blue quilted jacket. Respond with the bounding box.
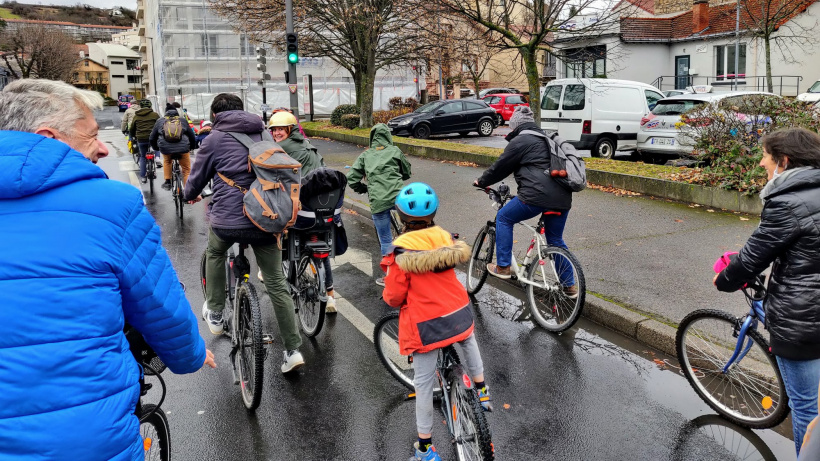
[0,131,206,460]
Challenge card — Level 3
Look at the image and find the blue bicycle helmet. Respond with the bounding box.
[395,182,439,225]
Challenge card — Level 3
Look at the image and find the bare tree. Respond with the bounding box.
[211,0,427,127]
[0,26,78,81]
[739,0,818,92]
[435,0,631,120]
[434,15,504,96]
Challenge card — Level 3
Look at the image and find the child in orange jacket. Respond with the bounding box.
[380,182,492,461]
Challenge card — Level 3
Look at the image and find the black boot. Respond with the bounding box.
[161,179,172,190]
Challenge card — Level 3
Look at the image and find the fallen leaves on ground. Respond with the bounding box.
[660,169,706,184]
[653,358,668,369]
[586,183,642,197]
[311,136,332,141]
[739,217,749,221]
[674,219,684,223]
[707,209,715,213]
[439,159,479,167]
[343,208,360,216]
[503,403,511,410]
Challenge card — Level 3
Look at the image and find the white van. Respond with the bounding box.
[540,79,664,159]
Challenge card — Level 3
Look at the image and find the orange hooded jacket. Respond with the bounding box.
[381,226,474,355]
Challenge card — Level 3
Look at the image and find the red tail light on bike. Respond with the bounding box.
[313,252,329,259]
[146,154,154,160]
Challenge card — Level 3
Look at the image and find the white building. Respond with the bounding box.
[137,0,417,119]
[551,0,820,96]
[86,43,143,99]
[112,26,141,50]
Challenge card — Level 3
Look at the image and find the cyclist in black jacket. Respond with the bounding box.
[714,128,820,458]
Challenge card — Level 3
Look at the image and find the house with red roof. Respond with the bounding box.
[551,0,819,96]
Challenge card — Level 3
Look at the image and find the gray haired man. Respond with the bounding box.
[0,79,214,459]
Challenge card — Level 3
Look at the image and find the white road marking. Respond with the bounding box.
[119,160,138,172]
[333,293,374,343]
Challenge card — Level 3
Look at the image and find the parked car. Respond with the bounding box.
[387,99,498,139]
[478,87,520,99]
[482,93,529,125]
[663,89,693,98]
[540,78,664,159]
[797,79,820,104]
[636,90,776,162]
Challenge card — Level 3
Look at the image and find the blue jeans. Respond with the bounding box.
[496,196,573,285]
[137,141,151,178]
[776,356,820,457]
[372,208,395,256]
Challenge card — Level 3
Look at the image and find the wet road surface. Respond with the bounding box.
[97,124,794,460]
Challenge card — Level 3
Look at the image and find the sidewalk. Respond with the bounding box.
[316,137,761,356]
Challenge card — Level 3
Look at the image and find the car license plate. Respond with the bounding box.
[651,138,675,146]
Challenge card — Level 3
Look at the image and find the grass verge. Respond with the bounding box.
[304,121,689,180]
[0,8,20,18]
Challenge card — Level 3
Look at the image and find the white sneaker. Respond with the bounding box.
[281,349,305,373]
[202,301,223,335]
[257,269,264,282]
[326,295,337,314]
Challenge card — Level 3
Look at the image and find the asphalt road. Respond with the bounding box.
[94,120,794,461]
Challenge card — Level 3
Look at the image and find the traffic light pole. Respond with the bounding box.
[286,0,299,118]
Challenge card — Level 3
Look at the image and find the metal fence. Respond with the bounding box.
[651,75,803,97]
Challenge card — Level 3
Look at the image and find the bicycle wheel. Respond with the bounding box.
[199,252,207,298]
[671,414,777,461]
[373,313,414,390]
[139,404,170,461]
[147,160,155,195]
[526,246,586,332]
[234,282,264,411]
[295,255,326,337]
[173,173,183,219]
[466,226,494,295]
[676,309,789,429]
[448,365,494,461]
[389,208,403,239]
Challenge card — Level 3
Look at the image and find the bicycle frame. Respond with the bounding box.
[724,299,766,373]
[436,346,461,439]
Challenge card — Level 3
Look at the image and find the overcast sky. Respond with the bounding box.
[31,0,136,8]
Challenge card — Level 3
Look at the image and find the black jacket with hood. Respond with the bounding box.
[149,108,196,155]
[476,122,571,211]
[716,167,820,360]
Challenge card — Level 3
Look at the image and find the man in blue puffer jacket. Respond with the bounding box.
[0,79,215,460]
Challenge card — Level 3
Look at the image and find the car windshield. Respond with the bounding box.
[414,102,443,113]
[809,81,820,93]
[651,99,706,116]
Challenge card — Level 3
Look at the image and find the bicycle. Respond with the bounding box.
[675,254,789,429]
[389,208,403,239]
[125,326,170,461]
[170,155,184,219]
[466,184,586,333]
[200,243,271,411]
[373,312,494,460]
[144,149,157,195]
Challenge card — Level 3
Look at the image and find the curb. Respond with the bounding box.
[342,196,679,357]
[309,127,762,215]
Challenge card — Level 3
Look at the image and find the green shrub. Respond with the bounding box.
[330,104,359,126]
[340,113,360,129]
[679,96,820,195]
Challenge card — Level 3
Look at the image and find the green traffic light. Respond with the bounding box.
[288,53,298,64]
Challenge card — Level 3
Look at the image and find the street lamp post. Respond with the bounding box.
[734,0,740,91]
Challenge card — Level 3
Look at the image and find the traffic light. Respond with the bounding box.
[413,77,418,83]
[412,65,417,71]
[286,33,299,64]
[256,47,267,73]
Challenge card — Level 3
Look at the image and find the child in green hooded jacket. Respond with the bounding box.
[348,123,412,285]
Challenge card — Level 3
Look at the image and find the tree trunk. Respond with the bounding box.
[358,48,377,127]
[472,74,481,98]
[764,36,773,93]
[521,47,542,121]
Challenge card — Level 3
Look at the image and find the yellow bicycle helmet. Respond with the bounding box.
[267,111,298,128]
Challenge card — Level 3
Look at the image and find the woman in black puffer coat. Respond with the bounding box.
[714,128,820,457]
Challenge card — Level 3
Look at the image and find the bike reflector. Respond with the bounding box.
[762,395,773,410]
[462,374,472,389]
[146,154,154,160]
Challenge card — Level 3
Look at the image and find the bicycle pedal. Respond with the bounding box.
[405,392,416,401]
[262,334,274,344]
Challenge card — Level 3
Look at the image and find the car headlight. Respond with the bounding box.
[397,118,413,126]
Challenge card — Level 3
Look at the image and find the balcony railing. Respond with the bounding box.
[651,75,804,97]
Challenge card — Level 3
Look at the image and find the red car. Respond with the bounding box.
[481,93,529,125]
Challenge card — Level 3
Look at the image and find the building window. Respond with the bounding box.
[84,61,89,67]
[85,72,91,81]
[715,44,746,80]
[112,75,125,78]
[127,75,142,84]
[126,59,139,70]
[563,45,606,78]
[111,60,124,65]
[200,34,218,56]
[240,35,254,57]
